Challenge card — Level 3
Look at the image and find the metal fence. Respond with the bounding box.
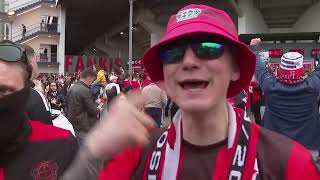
[11,23,59,42]
[36,52,58,63]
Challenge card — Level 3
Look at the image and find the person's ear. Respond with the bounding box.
[231,71,240,81]
[231,61,240,82]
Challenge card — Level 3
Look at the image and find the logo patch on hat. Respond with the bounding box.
[176,8,202,22]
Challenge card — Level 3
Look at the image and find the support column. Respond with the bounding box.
[151,31,164,46]
[0,0,4,41]
[238,0,269,34]
[140,20,165,46]
[58,5,66,75]
[292,1,320,32]
[136,8,166,46]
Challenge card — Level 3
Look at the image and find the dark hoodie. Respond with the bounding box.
[26,81,52,125]
[0,86,78,179]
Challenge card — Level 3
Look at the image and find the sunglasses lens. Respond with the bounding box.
[160,46,185,64]
[0,46,21,62]
[192,42,224,60]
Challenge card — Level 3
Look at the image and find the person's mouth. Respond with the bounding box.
[178,79,209,90]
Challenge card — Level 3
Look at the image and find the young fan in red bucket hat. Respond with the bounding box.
[61,4,319,180]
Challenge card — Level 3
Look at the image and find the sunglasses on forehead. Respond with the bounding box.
[0,44,26,62]
[158,36,228,64]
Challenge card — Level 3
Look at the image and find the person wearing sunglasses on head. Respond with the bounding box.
[21,44,53,125]
[61,4,319,180]
[0,40,78,179]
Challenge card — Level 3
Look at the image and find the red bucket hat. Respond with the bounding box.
[142,4,256,98]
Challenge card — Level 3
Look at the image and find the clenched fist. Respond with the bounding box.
[86,91,156,160]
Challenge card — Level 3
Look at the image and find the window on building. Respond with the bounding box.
[40,44,57,63]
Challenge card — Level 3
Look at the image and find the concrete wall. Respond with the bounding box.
[238,0,269,34]
[58,5,65,74]
[292,1,320,32]
[93,36,129,67]
[22,35,59,54]
[269,28,291,34]
[38,63,59,74]
[150,30,165,46]
[8,2,64,74]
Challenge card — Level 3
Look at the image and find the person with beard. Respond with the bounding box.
[18,43,52,125]
[0,40,78,179]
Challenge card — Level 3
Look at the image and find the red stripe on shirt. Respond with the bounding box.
[28,121,70,141]
[212,147,229,180]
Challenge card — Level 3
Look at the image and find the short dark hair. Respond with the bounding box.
[80,68,96,79]
[20,44,35,60]
[18,51,33,82]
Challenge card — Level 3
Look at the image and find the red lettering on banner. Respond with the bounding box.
[65,55,73,72]
[109,58,113,73]
[86,57,93,68]
[99,56,106,70]
[75,56,85,72]
[65,55,124,74]
[114,58,123,75]
[92,56,97,66]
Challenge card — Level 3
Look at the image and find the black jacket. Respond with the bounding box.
[26,88,52,125]
[47,90,66,111]
[0,121,78,180]
[67,81,100,132]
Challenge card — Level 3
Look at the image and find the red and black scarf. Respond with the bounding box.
[142,104,260,180]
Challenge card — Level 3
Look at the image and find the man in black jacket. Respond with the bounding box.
[0,40,78,179]
[20,44,53,125]
[67,68,101,143]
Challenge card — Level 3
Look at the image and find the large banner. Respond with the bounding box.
[65,55,123,74]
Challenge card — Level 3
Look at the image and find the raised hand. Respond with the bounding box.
[86,91,156,160]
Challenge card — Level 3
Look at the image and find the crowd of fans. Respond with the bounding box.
[32,68,172,123]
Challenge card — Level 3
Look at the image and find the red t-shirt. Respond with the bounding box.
[98,111,319,179]
[122,80,130,88]
[130,80,141,90]
[142,79,151,87]
[122,80,141,90]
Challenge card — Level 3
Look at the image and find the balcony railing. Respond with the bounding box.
[8,0,55,12]
[11,23,60,42]
[36,53,58,63]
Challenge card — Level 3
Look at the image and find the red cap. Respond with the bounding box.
[142,4,256,97]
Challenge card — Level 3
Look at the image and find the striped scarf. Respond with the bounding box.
[143,104,260,180]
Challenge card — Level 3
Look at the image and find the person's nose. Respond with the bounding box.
[181,46,200,71]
